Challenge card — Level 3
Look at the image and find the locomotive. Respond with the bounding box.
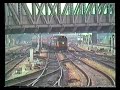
[49,36,67,51]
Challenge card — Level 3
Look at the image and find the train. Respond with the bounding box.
[49,36,67,51]
[32,36,67,51]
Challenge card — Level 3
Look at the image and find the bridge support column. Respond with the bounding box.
[92,32,97,51]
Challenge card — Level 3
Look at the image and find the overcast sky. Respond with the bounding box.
[26,3,101,15]
[26,3,109,15]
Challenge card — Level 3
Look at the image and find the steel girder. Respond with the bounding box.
[35,3,48,24]
[5,3,115,34]
[32,3,36,23]
[5,3,8,25]
[5,3,115,24]
[48,3,61,24]
[7,3,20,25]
[21,3,34,24]
[18,3,22,24]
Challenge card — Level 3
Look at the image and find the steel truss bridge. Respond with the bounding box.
[5,3,115,34]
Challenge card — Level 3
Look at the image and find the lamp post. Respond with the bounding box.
[87,34,89,50]
[77,37,80,46]
[109,37,111,53]
[40,33,42,50]
[37,34,40,51]
[112,34,115,55]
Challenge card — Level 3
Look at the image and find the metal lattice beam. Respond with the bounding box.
[61,3,69,23]
[5,3,115,34]
[21,3,34,24]
[57,3,61,15]
[5,3,8,25]
[48,3,60,24]
[74,3,83,23]
[32,3,36,23]
[70,3,74,23]
[62,3,69,15]
[57,3,62,24]
[35,3,48,24]
[18,3,22,24]
[99,3,107,22]
[45,3,49,23]
[7,3,20,25]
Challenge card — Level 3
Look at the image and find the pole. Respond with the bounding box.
[88,34,89,50]
[37,34,40,51]
[109,37,111,53]
[112,34,115,55]
[40,33,42,49]
[30,48,33,62]
[5,36,6,47]
[12,38,15,46]
[30,48,34,69]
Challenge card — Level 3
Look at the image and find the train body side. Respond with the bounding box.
[32,36,67,51]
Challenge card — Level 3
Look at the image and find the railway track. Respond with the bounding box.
[29,52,62,87]
[5,56,27,80]
[65,50,115,87]
[5,46,30,64]
[71,45,115,69]
[5,46,31,80]
[72,44,115,61]
[12,52,63,87]
[5,54,25,65]
[75,50,115,69]
[13,68,61,87]
[5,47,48,87]
[61,52,91,87]
[5,59,47,87]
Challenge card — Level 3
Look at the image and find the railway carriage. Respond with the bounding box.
[32,35,67,51]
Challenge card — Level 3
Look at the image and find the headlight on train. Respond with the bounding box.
[62,42,64,44]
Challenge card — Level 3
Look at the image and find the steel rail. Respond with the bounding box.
[67,50,115,86]
[63,51,92,87]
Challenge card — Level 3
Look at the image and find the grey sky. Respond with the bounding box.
[26,3,106,15]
